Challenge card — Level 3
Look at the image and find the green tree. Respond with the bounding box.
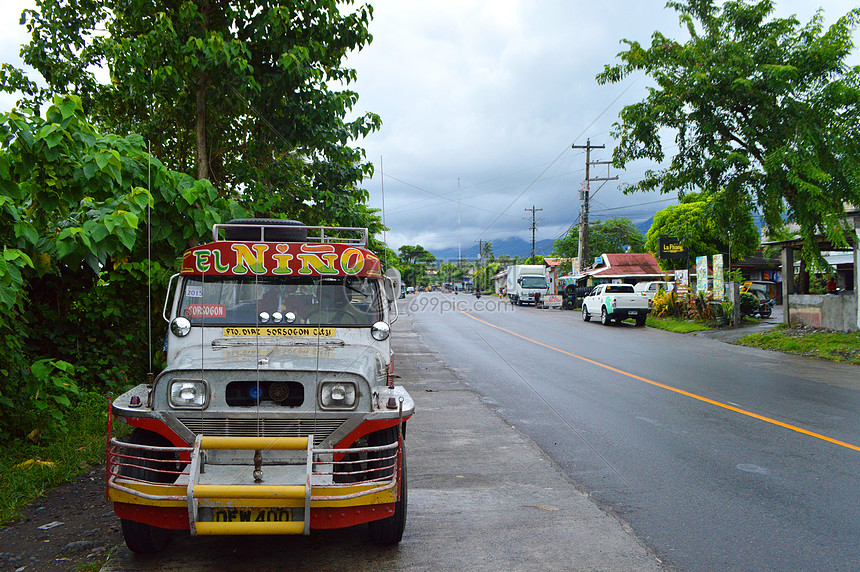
[4,0,381,230]
[397,245,436,287]
[0,95,247,440]
[597,0,860,267]
[645,192,759,270]
[552,218,645,261]
[480,241,494,263]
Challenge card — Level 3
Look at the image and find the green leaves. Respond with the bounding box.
[10,0,381,235]
[601,0,860,265]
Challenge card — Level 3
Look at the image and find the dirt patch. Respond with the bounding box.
[0,465,122,571]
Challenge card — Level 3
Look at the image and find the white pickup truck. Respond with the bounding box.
[582,283,650,326]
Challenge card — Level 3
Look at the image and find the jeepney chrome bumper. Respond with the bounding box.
[107,434,401,535]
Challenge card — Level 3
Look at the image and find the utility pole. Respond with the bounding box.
[457,178,462,267]
[571,139,617,270]
[525,206,542,263]
[476,239,483,292]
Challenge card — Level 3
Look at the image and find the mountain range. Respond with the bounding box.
[428,217,655,261]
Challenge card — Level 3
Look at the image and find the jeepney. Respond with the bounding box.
[107,219,413,553]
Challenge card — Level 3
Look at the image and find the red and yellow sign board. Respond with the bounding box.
[180,242,382,278]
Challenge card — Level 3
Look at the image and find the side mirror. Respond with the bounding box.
[384,268,401,302]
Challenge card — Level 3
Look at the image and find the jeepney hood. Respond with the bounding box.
[164,342,384,382]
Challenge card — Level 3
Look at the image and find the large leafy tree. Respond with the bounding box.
[4,0,381,230]
[552,217,645,261]
[0,95,247,439]
[597,0,860,266]
[645,192,759,270]
[397,244,435,287]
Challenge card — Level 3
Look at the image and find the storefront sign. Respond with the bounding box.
[658,236,688,259]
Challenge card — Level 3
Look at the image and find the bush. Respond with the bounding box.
[739,292,759,316]
[651,290,675,317]
[651,290,715,321]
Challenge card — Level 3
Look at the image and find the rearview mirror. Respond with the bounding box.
[384,268,402,302]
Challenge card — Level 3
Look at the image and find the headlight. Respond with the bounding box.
[371,321,390,341]
[319,381,357,410]
[170,317,192,337]
[169,379,208,408]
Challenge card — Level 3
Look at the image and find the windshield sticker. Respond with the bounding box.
[221,327,336,337]
[181,242,381,278]
[185,304,226,318]
[185,285,204,298]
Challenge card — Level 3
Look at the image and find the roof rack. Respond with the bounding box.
[212,223,369,247]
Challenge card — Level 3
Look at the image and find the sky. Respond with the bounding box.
[2,0,859,257]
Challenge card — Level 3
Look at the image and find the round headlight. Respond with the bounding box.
[272,311,283,323]
[285,312,296,324]
[371,321,390,341]
[170,317,192,337]
[259,311,270,323]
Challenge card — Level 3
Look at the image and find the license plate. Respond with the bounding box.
[629,311,638,315]
[210,508,293,523]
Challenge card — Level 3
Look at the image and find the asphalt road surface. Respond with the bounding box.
[406,292,860,571]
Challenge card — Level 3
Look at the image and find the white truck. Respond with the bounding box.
[633,281,675,307]
[582,283,650,326]
[506,265,549,306]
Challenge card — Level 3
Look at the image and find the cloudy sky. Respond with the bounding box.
[2,1,859,256]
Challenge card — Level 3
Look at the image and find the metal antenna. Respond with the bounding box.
[147,141,152,375]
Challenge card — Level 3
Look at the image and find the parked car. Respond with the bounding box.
[633,281,675,307]
[582,283,651,326]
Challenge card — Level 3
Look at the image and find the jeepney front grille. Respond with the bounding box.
[176,417,347,446]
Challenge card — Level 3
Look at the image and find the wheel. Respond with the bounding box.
[119,429,177,554]
[635,316,646,326]
[760,306,771,318]
[600,307,611,326]
[368,426,407,545]
[582,305,590,322]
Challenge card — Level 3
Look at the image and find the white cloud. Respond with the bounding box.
[1,0,857,254]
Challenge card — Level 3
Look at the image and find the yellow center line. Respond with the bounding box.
[460,310,860,453]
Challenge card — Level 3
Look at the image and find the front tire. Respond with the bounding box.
[119,429,177,554]
[582,305,590,322]
[368,426,407,545]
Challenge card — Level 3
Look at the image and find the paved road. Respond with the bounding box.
[101,301,662,571]
[407,292,860,571]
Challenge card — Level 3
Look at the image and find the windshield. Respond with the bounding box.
[521,276,547,289]
[178,276,382,327]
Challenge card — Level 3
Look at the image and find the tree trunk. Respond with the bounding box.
[195,72,209,181]
[195,0,211,181]
[797,259,809,294]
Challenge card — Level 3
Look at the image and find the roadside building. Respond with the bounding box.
[575,253,667,287]
[492,269,508,296]
[543,257,576,294]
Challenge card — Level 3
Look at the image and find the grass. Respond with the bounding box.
[737,324,860,365]
[0,391,124,526]
[644,316,713,333]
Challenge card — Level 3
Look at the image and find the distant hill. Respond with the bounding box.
[430,236,555,261]
[637,217,653,236]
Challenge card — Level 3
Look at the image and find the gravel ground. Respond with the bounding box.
[0,465,122,572]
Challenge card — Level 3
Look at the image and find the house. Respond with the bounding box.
[572,252,669,286]
[491,269,508,296]
[543,257,576,294]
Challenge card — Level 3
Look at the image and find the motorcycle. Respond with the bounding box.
[753,291,775,318]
